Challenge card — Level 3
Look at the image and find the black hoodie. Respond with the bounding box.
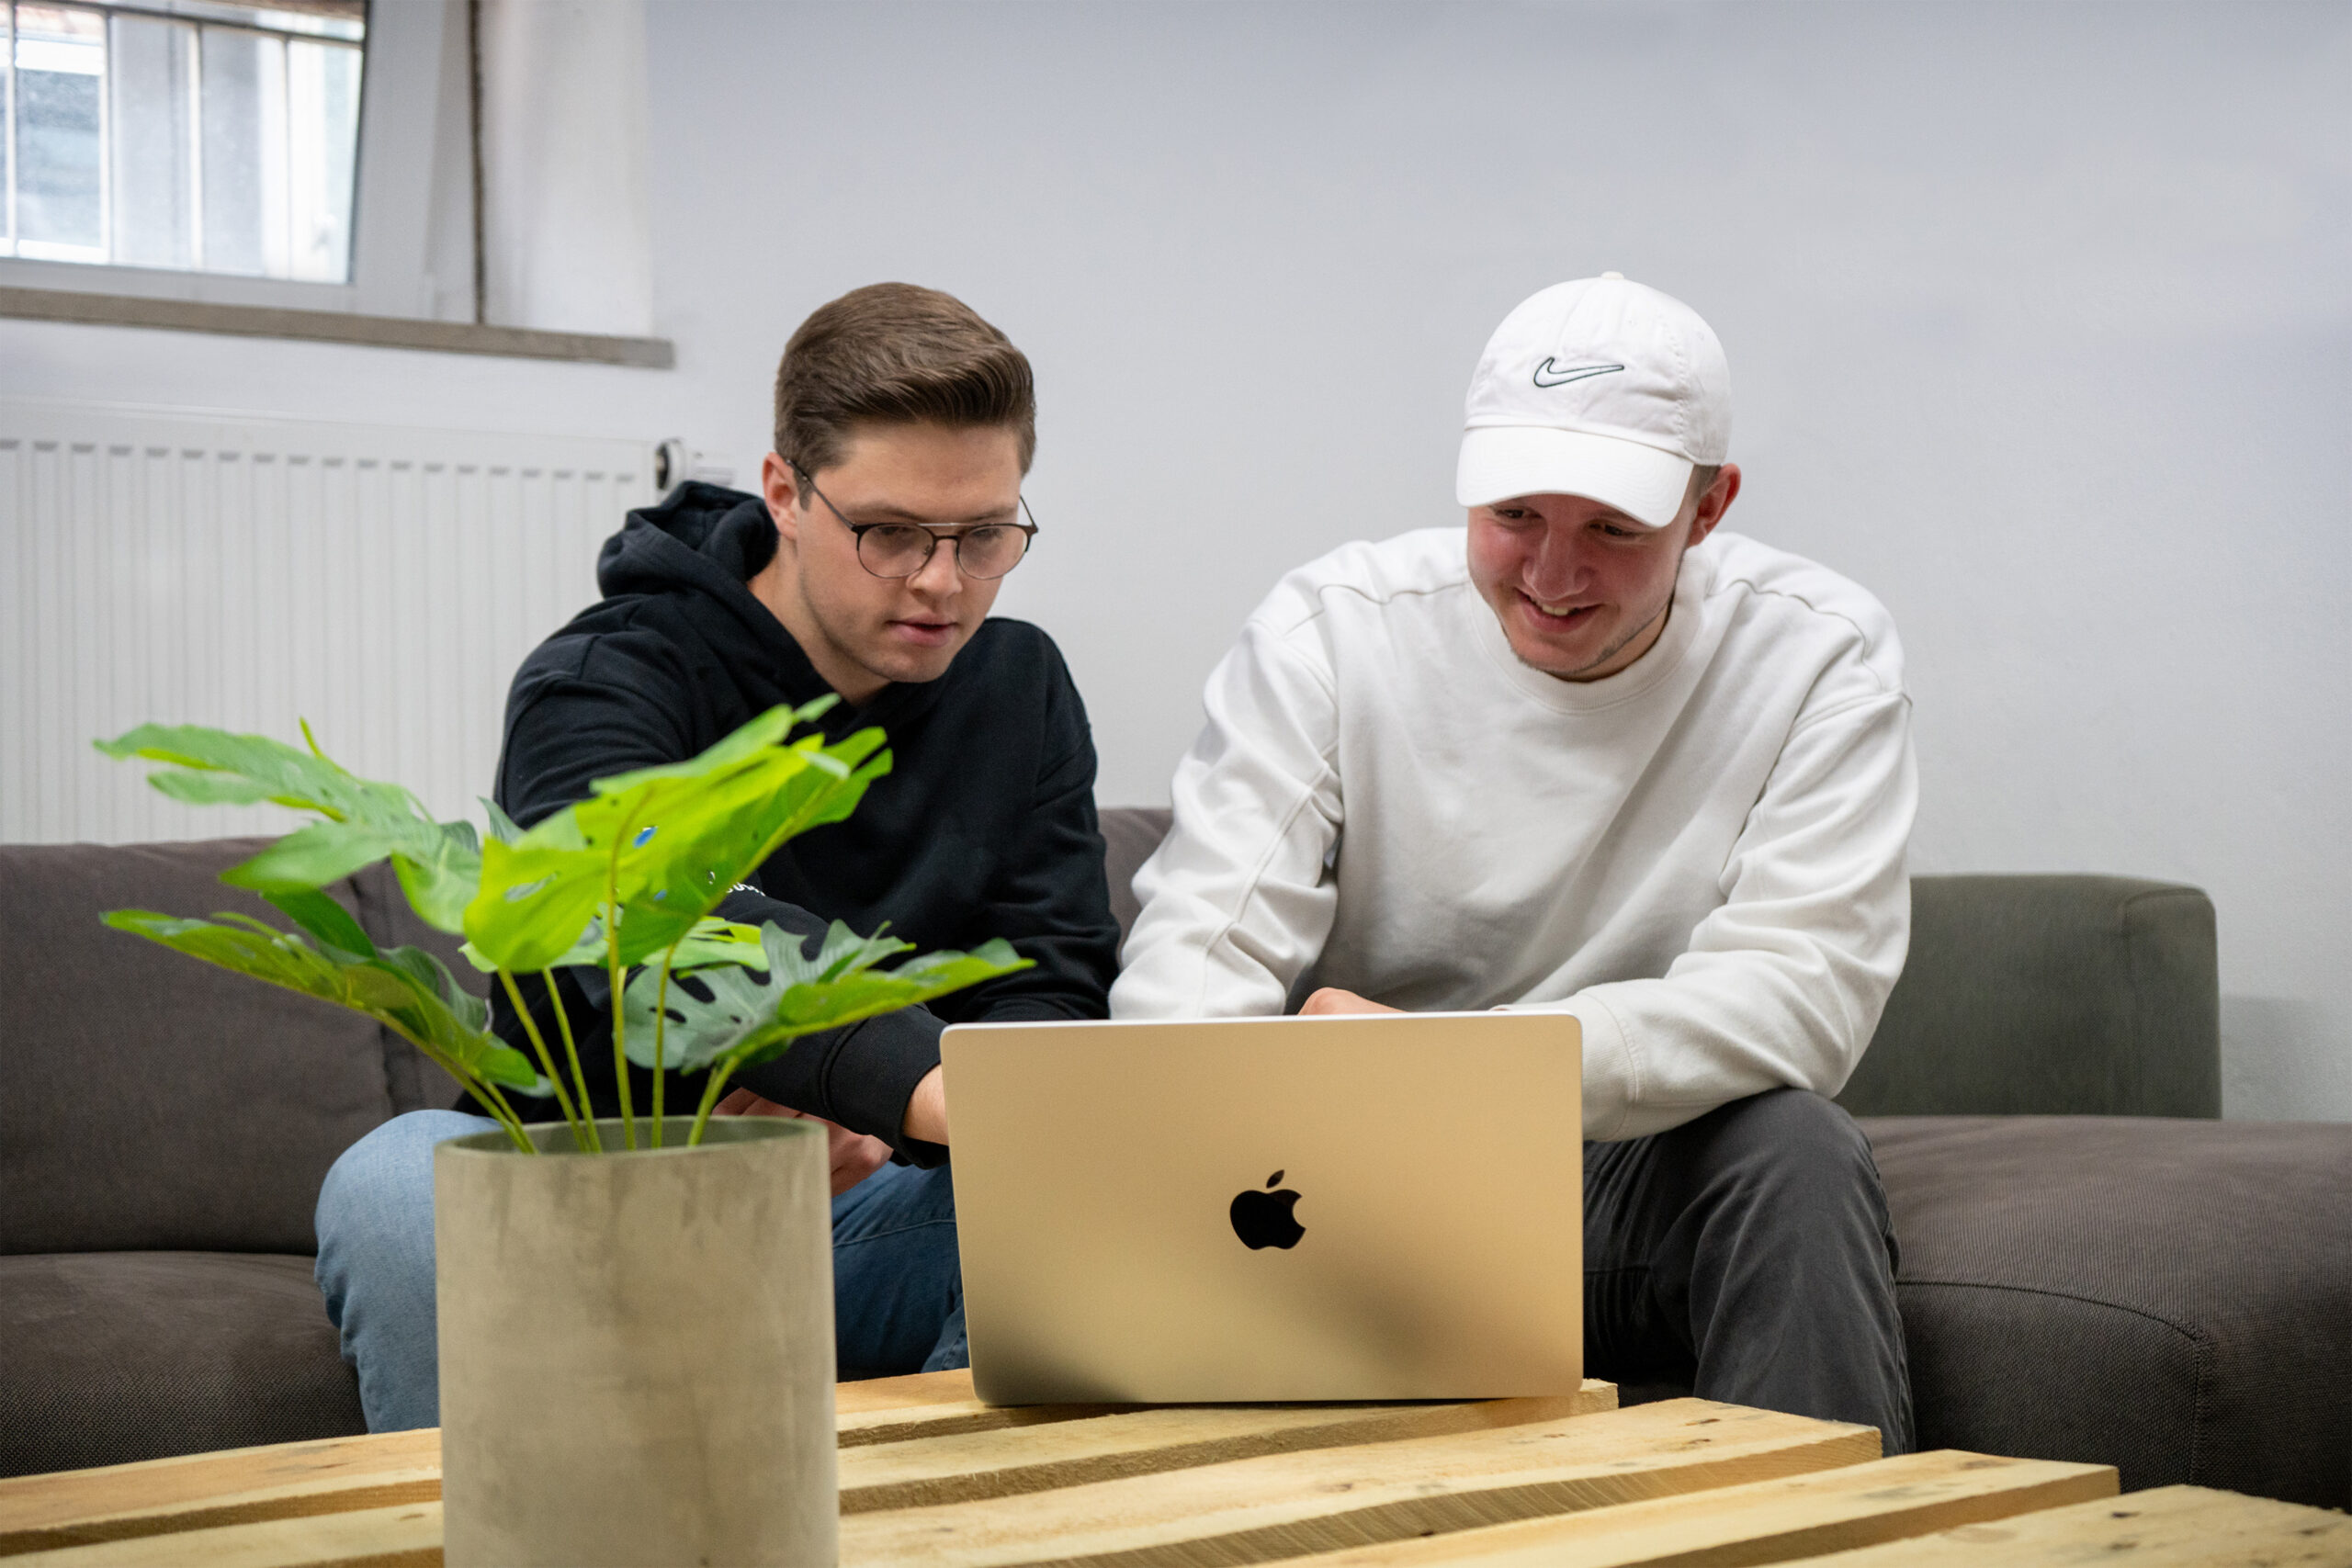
[479,482,1120,1164]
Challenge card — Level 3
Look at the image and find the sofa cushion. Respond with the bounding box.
[0,840,399,1255]
[0,1252,364,1477]
[1097,821,2224,1122]
[1100,807,1172,953]
[1865,1115,2351,1508]
[1843,876,2220,1117]
[348,860,471,1114]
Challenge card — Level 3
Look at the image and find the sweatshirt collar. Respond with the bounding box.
[1466,536,1716,714]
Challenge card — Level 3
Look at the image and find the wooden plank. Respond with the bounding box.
[838,1375,1618,1452]
[2,1379,1619,1554]
[1278,1450,2115,1565]
[840,1369,990,1415]
[1786,1483,2352,1566]
[1,1371,1177,1553]
[3,1501,439,1568]
[837,1369,1136,1449]
[839,1397,1881,1568]
[842,1385,1619,1513]
[0,1433,440,1559]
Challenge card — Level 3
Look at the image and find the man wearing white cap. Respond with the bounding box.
[1112,276,1917,1447]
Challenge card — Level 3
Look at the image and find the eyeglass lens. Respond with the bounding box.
[858,524,1030,581]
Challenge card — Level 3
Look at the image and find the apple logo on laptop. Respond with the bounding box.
[1229,1170,1305,1250]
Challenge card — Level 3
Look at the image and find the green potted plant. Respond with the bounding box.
[99,699,1025,1567]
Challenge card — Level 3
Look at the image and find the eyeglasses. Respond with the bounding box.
[790,461,1038,581]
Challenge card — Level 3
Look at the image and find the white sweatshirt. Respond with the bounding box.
[1110,526,1917,1142]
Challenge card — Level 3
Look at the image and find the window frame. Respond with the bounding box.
[0,0,461,320]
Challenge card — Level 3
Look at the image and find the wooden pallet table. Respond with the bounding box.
[1,1371,2342,1567]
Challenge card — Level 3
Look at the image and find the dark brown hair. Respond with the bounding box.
[773,283,1036,482]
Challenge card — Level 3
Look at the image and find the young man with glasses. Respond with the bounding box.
[313,283,1119,1429]
[1114,276,1917,1450]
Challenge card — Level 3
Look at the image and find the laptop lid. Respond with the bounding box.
[941,1011,1582,1404]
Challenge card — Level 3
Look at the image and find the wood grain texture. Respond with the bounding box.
[836,1375,1617,1452]
[1281,1450,2116,1565]
[840,1370,990,1415]
[838,1398,1880,1568]
[3,1500,441,1568]
[838,1370,1135,1448]
[2,1380,1619,1557]
[1792,1483,2352,1566]
[842,1388,1617,1513]
[0,1373,1130,1551]
[0,1433,440,1558]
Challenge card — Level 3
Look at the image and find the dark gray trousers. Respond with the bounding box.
[1582,1087,1914,1453]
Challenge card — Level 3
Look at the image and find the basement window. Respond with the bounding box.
[3,0,365,282]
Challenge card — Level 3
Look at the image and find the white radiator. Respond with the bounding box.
[0,399,657,845]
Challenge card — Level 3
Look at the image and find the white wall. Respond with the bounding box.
[3,1,2344,1119]
[479,0,656,334]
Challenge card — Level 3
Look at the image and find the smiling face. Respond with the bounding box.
[1465,464,1740,682]
[751,421,1026,705]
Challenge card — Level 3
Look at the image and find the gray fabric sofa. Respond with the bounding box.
[0,838,458,1477]
[6,817,2347,1510]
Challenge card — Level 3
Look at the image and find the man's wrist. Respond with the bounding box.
[901,1064,949,1145]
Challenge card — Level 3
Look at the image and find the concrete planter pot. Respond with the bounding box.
[435,1117,836,1567]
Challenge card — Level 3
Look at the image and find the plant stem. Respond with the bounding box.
[391,1026,534,1153]
[650,938,683,1148]
[489,1109,535,1153]
[541,970,601,1153]
[687,1057,740,1148]
[471,1078,537,1152]
[605,898,637,1151]
[498,968,588,1151]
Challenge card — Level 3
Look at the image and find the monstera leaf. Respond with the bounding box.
[94,702,1020,1152]
[95,724,482,932]
[103,908,545,1094]
[620,920,1031,1078]
[465,700,889,973]
[462,913,766,976]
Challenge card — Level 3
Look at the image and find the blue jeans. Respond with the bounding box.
[315,1110,967,1431]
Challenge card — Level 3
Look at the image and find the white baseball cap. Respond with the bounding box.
[1455,274,1732,529]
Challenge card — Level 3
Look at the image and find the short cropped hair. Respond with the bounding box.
[773,283,1036,483]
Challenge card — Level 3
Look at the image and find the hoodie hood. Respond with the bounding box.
[585,480,812,691]
[599,480,779,601]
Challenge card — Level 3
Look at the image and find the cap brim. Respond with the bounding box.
[1455,426,1693,528]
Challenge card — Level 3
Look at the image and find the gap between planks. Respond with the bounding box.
[841,1387,1617,1513]
[1277,1449,2117,1565]
[17,1474,2340,1568]
[0,1433,442,1560]
[1792,1483,2352,1567]
[838,1397,1883,1568]
[0,1502,444,1568]
[6,1401,1857,1568]
[0,1372,1613,1556]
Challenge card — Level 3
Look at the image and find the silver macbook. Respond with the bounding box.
[939,1011,1583,1404]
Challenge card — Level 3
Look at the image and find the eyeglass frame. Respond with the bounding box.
[786,459,1039,581]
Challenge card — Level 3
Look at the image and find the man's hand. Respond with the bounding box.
[900,1064,949,1146]
[713,1088,891,1196]
[1299,987,1402,1016]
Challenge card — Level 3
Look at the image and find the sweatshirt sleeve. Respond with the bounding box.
[1110,617,1344,1020]
[1522,686,1918,1142]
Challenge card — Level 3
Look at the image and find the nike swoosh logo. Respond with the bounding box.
[1532,359,1625,389]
